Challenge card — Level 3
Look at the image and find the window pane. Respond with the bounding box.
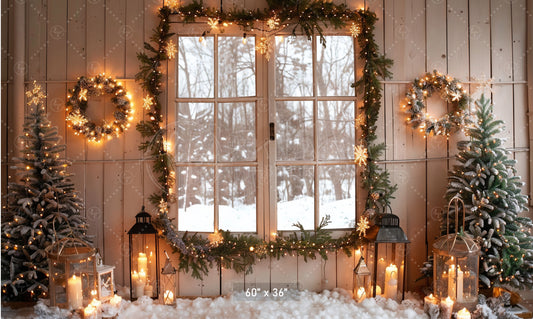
[178,166,214,231]
[218,166,256,231]
[275,36,312,97]
[316,36,355,96]
[276,101,313,161]
[318,101,355,160]
[178,37,214,98]
[218,36,256,97]
[217,102,256,162]
[319,165,356,229]
[277,166,314,230]
[177,103,214,162]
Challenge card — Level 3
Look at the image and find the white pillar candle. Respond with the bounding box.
[67,274,83,309]
[424,294,440,318]
[356,287,366,302]
[440,296,454,319]
[448,264,456,299]
[164,290,174,305]
[138,252,148,273]
[144,284,153,297]
[375,285,382,296]
[384,264,398,299]
[457,266,464,302]
[456,307,471,319]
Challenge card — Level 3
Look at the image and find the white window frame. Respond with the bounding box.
[167,21,357,240]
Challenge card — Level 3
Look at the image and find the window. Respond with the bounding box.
[173,30,356,233]
[274,36,356,230]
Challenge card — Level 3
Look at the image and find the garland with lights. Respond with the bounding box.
[403,70,472,136]
[66,75,133,142]
[136,1,394,279]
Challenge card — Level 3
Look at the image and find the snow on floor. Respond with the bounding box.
[5,289,428,319]
[118,289,427,319]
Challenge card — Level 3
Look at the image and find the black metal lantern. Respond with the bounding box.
[364,212,410,301]
[128,206,159,300]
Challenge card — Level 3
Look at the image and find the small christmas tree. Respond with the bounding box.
[446,95,533,289]
[1,83,90,301]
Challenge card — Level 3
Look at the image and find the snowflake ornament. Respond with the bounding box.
[66,112,88,127]
[78,88,88,101]
[353,144,368,166]
[350,23,361,38]
[208,18,219,32]
[355,113,366,128]
[143,95,154,110]
[166,40,177,60]
[256,37,273,61]
[25,82,46,106]
[356,216,370,237]
[208,231,223,246]
[267,16,280,30]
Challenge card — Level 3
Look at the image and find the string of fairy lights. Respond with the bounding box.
[135,1,396,279]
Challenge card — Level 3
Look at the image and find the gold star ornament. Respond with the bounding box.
[78,88,88,101]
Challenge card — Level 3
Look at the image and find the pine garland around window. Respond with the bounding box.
[136,1,395,280]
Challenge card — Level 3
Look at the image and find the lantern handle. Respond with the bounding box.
[447,196,466,235]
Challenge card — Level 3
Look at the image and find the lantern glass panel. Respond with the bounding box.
[46,238,97,309]
[433,233,480,311]
[130,233,158,299]
[161,273,176,305]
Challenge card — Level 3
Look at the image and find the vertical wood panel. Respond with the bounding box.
[26,0,47,81]
[46,0,67,157]
[103,0,126,279]
[425,0,448,255]
[85,0,105,254]
[491,0,515,148]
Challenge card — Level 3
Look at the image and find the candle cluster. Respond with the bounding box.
[131,252,154,298]
[423,294,471,319]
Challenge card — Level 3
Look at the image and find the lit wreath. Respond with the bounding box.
[403,70,472,136]
[66,75,133,142]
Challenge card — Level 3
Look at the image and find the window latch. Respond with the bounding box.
[269,122,275,141]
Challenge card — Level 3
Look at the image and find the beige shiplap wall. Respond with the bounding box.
[1,0,532,296]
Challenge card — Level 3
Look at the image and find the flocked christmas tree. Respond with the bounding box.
[1,83,90,301]
[446,94,533,289]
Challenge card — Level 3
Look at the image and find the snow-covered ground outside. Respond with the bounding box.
[178,196,356,232]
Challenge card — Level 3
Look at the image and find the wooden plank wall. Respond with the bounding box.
[1,0,531,296]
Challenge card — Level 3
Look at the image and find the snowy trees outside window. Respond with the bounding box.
[175,34,357,232]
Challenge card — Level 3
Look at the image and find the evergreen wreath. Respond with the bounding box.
[66,75,133,142]
[403,70,472,136]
